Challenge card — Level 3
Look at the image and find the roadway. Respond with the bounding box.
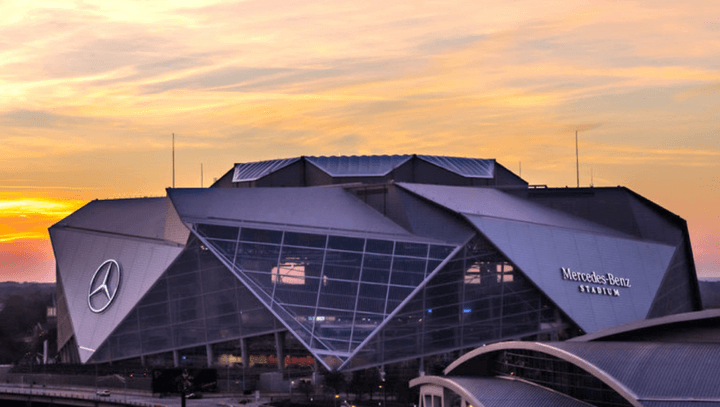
[0,384,274,407]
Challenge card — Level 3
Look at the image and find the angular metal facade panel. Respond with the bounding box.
[305,155,412,177]
[416,155,494,179]
[398,183,624,237]
[647,241,698,318]
[53,197,170,241]
[167,187,414,237]
[231,157,301,182]
[51,227,183,362]
[468,215,676,334]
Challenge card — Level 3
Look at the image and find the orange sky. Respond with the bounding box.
[1,0,718,282]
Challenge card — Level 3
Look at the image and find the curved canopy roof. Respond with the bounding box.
[444,341,720,405]
[410,376,593,407]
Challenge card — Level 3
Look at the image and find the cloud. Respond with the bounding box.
[0,239,55,282]
[0,0,719,280]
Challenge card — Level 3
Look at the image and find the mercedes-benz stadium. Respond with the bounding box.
[50,154,701,374]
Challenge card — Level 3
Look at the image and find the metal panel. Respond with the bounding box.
[306,155,412,177]
[51,227,183,363]
[168,187,414,237]
[231,157,300,182]
[552,342,720,401]
[53,197,170,241]
[416,155,495,179]
[397,183,627,237]
[448,376,593,407]
[467,215,676,334]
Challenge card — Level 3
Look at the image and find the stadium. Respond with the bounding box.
[50,154,701,376]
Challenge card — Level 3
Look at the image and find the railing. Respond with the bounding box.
[0,384,165,407]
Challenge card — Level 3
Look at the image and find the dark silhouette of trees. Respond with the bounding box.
[0,290,54,364]
[322,370,346,396]
[349,368,381,402]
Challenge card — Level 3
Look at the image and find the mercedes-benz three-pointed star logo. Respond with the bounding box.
[88,259,121,313]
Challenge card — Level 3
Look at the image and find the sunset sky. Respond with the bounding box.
[1,0,718,282]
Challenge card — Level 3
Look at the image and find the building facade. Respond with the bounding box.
[50,155,701,372]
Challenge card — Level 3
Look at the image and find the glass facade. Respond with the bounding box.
[348,236,576,370]
[91,226,575,371]
[89,235,280,364]
[195,223,457,367]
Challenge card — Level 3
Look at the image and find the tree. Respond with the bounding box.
[298,380,314,401]
[322,370,346,396]
[349,369,380,402]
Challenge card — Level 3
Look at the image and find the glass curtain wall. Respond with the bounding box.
[194,223,457,367]
[349,236,576,370]
[89,235,279,364]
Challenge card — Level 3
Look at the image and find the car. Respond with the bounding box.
[96,390,110,397]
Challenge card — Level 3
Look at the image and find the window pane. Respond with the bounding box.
[204,290,238,317]
[141,327,172,353]
[366,239,393,254]
[236,243,280,273]
[394,242,428,258]
[138,303,170,328]
[196,224,239,240]
[240,228,283,244]
[318,280,358,310]
[328,235,365,252]
[284,232,326,248]
[324,250,363,268]
[279,247,324,279]
[357,284,387,313]
[362,254,391,284]
[324,265,361,281]
[393,257,427,276]
[273,277,321,307]
[429,244,455,259]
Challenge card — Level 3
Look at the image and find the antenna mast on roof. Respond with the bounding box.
[172,133,175,188]
[201,163,204,188]
[575,130,579,188]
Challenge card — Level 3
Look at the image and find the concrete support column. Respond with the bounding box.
[275,331,284,371]
[206,344,214,367]
[240,338,248,369]
[140,355,146,367]
[173,350,179,367]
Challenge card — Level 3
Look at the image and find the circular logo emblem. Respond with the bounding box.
[88,259,121,313]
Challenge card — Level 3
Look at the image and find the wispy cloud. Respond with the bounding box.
[0,0,718,279]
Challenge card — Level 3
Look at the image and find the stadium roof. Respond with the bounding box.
[231,154,497,182]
